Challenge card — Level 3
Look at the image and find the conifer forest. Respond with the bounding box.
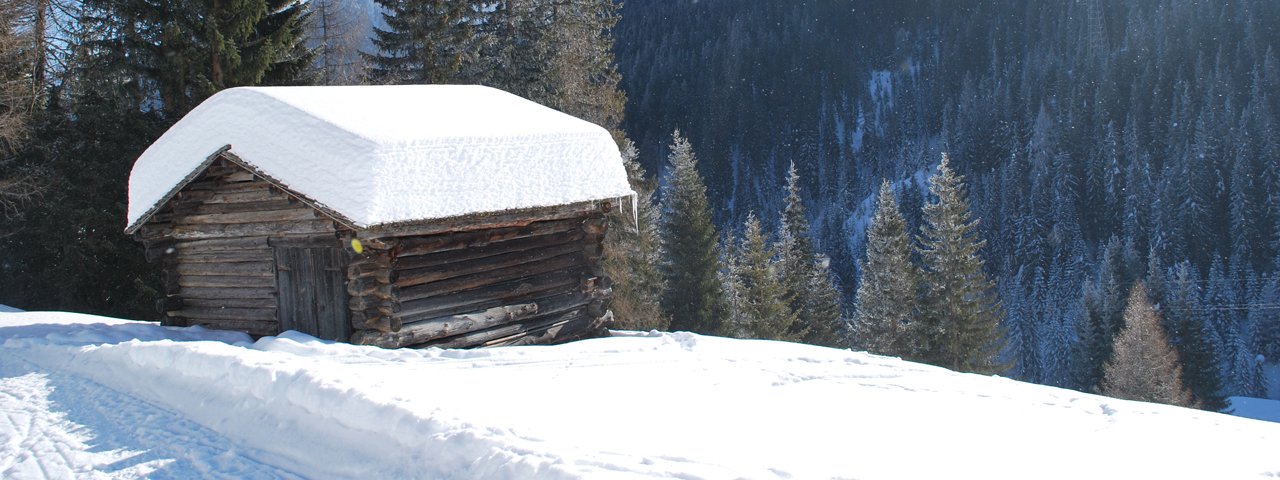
[1,0,1277,410]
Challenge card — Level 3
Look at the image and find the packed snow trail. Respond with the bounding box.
[2,311,1279,479]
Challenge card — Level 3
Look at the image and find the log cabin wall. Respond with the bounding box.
[348,210,613,349]
[137,157,341,336]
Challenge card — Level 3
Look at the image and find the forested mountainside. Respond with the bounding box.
[616,0,1280,394]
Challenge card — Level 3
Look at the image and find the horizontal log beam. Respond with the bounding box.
[182,297,278,309]
[181,318,277,336]
[176,249,273,264]
[397,252,586,303]
[424,308,587,349]
[180,286,277,299]
[350,303,539,348]
[177,274,274,288]
[394,242,585,288]
[395,270,584,324]
[391,229,585,271]
[392,217,584,258]
[360,201,607,240]
[176,261,274,277]
[170,220,335,239]
[180,208,319,225]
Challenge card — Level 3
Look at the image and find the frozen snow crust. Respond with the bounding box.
[3,311,1280,479]
[125,85,634,231]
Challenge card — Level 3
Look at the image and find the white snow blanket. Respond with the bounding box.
[2,311,1278,479]
[125,85,634,231]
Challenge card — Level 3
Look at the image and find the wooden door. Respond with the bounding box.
[273,244,351,341]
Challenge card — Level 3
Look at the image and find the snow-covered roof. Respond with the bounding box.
[125,85,634,232]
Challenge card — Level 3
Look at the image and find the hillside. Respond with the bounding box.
[2,311,1278,479]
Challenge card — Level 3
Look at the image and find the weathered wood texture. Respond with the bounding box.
[348,210,614,349]
[139,157,343,337]
[138,155,613,348]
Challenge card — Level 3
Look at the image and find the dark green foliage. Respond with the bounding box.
[365,0,478,85]
[0,0,312,318]
[917,155,1006,374]
[851,180,919,358]
[730,212,800,341]
[604,139,667,331]
[777,161,844,347]
[658,131,727,335]
[1164,262,1227,411]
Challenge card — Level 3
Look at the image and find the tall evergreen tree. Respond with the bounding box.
[730,212,801,341]
[365,0,479,85]
[603,139,667,331]
[917,154,1006,374]
[1164,261,1227,410]
[0,0,45,218]
[851,180,919,358]
[777,161,844,347]
[659,130,727,335]
[1100,283,1197,408]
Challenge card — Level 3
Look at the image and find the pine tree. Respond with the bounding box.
[917,154,1006,374]
[0,0,45,217]
[1164,261,1227,410]
[659,130,728,335]
[777,161,844,347]
[365,0,480,85]
[1100,283,1197,407]
[603,139,667,331]
[851,180,919,358]
[730,213,801,341]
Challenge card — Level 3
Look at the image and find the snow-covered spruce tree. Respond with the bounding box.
[603,139,667,331]
[777,161,844,347]
[917,154,1006,374]
[851,180,919,358]
[365,0,482,85]
[659,130,728,335]
[1100,283,1196,408]
[1164,261,1226,410]
[732,213,801,341]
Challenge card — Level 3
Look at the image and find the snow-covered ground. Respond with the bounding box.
[2,311,1278,479]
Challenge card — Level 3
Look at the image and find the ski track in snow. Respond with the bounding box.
[1,313,1279,479]
[0,351,298,480]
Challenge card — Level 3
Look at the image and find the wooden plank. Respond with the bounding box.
[268,236,341,249]
[392,229,585,271]
[391,217,585,257]
[183,297,278,309]
[423,309,587,349]
[176,237,269,251]
[350,303,539,348]
[360,201,608,240]
[170,220,335,239]
[395,270,583,323]
[176,261,274,277]
[483,313,603,348]
[397,251,587,303]
[186,199,298,215]
[176,249,274,263]
[177,274,275,288]
[394,242,585,288]
[180,286,277,299]
[181,208,319,225]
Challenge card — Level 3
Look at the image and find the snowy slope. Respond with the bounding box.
[2,311,1278,479]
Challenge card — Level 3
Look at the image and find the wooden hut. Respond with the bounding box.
[125,85,635,349]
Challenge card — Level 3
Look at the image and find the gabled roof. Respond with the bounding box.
[125,85,634,233]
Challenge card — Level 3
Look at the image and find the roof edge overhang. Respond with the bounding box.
[123,145,359,235]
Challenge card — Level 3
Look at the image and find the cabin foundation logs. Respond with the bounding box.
[347,211,613,348]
